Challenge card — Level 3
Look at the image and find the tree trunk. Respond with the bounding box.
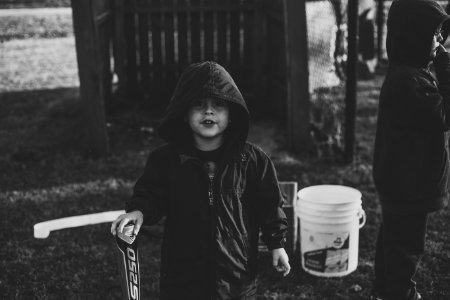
[71,0,109,157]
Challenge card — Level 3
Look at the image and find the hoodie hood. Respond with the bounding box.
[386,0,450,67]
[158,61,249,154]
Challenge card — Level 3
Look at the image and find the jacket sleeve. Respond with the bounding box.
[126,150,168,225]
[434,52,450,127]
[414,52,450,130]
[254,149,288,250]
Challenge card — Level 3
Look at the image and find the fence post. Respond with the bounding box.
[283,0,311,153]
[113,0,127,98]
[71,0,109,157]
[376,0,385,61]
[344,0,359,164]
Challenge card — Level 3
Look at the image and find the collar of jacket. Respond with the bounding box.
[179,153,198,165]
[176,143,247,165]
[389,62,437,79]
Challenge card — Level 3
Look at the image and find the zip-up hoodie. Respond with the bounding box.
[373,0,450,213]
[127,61,287,299]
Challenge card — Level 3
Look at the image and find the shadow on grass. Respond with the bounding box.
[0,87,162,191]
[0,87,83,154]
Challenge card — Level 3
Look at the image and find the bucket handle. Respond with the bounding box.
[358,208,366,229]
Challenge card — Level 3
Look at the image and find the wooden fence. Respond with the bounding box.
[113,0,289,116]
[72,0,310,156]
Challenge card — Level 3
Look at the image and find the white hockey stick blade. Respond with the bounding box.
[34,210,126,239]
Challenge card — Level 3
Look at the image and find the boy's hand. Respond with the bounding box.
[271,248,291,276]
[110,210,144,236]
[436,43,448,56]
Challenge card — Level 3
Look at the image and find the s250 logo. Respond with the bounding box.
[126,247,139,300]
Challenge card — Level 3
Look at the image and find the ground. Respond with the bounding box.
[1,7,449,300]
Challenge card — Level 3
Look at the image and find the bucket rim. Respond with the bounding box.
[298,185,362,204]
[295,206,360,217]
[296,199,362,211]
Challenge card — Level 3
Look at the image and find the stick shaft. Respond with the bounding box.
[116,225,140,300]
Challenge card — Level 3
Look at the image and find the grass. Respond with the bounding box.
[0,0,70,9]
[1,12,449,300]
[0,37,79,92]
[0,9,73,41]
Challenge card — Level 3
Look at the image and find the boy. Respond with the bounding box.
[111,61,290,299]
[372,1,450,299]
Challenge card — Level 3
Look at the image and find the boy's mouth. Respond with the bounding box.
[201,119,216,125]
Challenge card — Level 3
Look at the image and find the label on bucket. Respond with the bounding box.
[303,229,350,273]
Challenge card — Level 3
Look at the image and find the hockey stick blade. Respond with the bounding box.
[34,210,125,238]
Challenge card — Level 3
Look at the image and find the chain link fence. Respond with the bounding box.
[307,0,348,158]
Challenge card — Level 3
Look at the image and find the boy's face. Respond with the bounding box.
[431,28,444,58]
[186,98,230,149]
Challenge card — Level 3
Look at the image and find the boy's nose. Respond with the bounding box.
[204,101,214,114]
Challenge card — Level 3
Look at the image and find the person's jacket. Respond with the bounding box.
[373,0,450,213]
[126,61,288,299]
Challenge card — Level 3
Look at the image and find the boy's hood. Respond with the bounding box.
[386,0,450,67]
[158,61,249,151]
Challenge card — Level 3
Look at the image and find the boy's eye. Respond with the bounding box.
[213,100,228,108]
[191,100,204,108]
[189,99,228,110]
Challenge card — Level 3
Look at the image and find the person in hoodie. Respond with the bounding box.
[111,61,290,300]
[372,0,450,299]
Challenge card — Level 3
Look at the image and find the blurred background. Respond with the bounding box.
[1,0,449,299]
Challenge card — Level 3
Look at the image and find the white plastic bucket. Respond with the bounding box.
[296,185,366,277]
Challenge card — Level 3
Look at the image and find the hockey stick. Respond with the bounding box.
[115,223,140,300]
[33,210,125,239]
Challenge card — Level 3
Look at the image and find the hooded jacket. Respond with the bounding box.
[127,61,288,299]
[373,0,450,213]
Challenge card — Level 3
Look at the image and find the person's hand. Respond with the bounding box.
[271,248,291,276]
[437,43,448,56]
[110,210,144,236]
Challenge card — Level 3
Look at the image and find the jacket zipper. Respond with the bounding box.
[204,163,216,300]
[208,175,214,206]
[209,179,214,300]
[427,68,438,86]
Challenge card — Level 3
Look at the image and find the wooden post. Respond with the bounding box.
[283,0,311,153]
[257,0,268,109]
[71,0,109,157]
[344,0,359,164]
[113,0,127,97]
[376,0,385,60]
[253,0,263,107]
